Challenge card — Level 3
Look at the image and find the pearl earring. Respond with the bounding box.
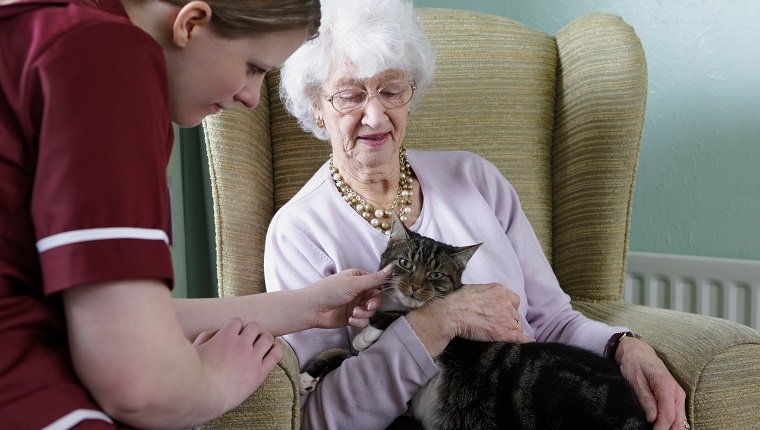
[316,116,325,128]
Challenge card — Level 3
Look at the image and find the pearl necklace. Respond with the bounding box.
[330,147,414,236]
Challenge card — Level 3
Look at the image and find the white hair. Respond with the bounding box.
[278,0,436,140]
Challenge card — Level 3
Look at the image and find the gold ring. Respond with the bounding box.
[684,421,691,429]
[511,319,520,330]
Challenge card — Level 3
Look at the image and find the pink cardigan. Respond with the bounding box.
[264,150,627,429]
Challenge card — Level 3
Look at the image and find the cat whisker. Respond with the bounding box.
[377,285,397,296]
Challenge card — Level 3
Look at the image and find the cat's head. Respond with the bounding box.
[380,214,481,309]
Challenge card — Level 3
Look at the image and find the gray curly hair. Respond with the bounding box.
[278,0,436,140]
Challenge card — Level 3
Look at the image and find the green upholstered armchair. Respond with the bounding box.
[198,9,760,430]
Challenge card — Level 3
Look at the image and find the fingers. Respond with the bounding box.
[242,322,275,354]
[352,297,380,318]
[511,331,535,344]
[346,264,392,281]
[618,339,687,430]
[241,325,283,376]
[348,313,370,328]
[348,297,378,327]
[449,283,527,343]
[674,387,688,430]
[200,318,280,363]
[639,387,659,426]
[348,317,369,328]
[492,319,533,344]
[193,329,219,346]
[191,318,282,410]
[348,296,381,328]
[652,376,687,430]
[350,309,373,322]
[503,287,521,308]
[346,277,384,327]
[652,390,675,430]
[368,264,393,277]
[263,341,284,369]
[356,265,393,292]
[334,268,369,277]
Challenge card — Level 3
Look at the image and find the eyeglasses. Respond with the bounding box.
[323,82,416,114]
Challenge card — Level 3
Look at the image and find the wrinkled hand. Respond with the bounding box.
[307,266,390,329]
[448,283,533,344]
[616,337,688,430]
[193,318,283,411]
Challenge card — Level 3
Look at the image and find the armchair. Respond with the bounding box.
[198,8,760,430]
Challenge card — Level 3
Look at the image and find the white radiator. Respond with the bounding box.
[624,252,760,331]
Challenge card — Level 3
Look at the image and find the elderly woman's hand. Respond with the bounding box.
[449,283,532,344]
[406,282,533,358]
[615,336,688,430]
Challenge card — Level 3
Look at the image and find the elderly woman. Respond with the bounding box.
[265,0,687,429]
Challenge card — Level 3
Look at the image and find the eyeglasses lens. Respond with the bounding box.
[330,82,414,113]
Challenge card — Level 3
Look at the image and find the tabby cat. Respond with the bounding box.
[300,217,650,430]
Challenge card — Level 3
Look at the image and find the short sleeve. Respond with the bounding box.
[31,20,174,293]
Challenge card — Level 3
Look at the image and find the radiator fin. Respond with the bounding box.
[625,252,760,331]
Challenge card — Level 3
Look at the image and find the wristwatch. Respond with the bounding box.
[604,331,635,360]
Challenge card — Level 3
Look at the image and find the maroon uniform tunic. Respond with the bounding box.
[1,0,174,427]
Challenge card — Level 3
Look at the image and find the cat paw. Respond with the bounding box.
[352,326,384,352]
[299,372,320,394]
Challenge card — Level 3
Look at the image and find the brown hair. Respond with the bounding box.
[159,0,321,39]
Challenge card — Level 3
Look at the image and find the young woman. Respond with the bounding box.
[0,0,386,428]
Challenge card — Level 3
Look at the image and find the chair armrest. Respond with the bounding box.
[574,301,760,429]
[195,338,301,430]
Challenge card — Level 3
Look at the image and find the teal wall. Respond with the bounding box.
[414,0,760,260]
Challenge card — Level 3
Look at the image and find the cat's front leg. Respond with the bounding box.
[299,372,320,394]
[352,311,406,352]
[352,325,384,352]
[299,348,353,394]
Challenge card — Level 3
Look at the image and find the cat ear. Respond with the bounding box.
[389,211,410,241]
[451,243,482,266]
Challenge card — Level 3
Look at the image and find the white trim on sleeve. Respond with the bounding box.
[36,227,170,253]
[42,409,114,430]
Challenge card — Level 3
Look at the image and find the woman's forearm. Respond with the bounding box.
[405,301,456,357]
[299,318,439,429]
[174,268,388,341]
[63,280,262,428]
[173,289,316,340]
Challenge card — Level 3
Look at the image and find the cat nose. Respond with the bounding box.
[411,283,421,292]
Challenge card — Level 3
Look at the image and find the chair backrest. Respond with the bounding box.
[203,9,646,303]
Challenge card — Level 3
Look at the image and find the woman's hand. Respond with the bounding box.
[407,282,533,358]
[192,319,283,411]
[306,266,390,329]
[616,337,688,430]
[447,283,533,344]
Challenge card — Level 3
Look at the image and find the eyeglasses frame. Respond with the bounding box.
[322,81,417,114]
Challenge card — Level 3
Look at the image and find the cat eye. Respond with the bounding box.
[398,258,413,270]
[428,272,446,280]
